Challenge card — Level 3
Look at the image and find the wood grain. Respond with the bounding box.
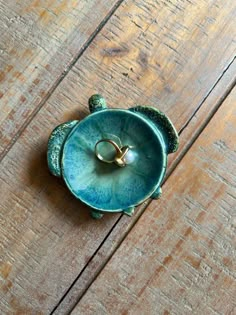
[0,0,235,313]
[72,87,236,315]
[1,0,236,158]
[0,0,122,156]
[52,59,236,315]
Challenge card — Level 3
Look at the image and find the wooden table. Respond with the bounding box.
[0,1,235,314]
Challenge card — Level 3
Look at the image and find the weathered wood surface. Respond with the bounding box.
[0,0,236,159]
[0,0,122,157]
[0,0,235,314]
[72,87,236,315]
[53,59,236,315]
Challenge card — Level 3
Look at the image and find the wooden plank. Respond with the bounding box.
[52,59,236,315]
[72,87,236,315]
[0,0,235,313]
[167,57,236,174]
[0,0,122,156]
[40,0,236,136]
[1,0,236,158]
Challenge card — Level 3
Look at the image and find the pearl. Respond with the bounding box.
[124,149,137,164]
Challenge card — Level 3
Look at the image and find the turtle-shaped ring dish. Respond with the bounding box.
[47,95,179,219]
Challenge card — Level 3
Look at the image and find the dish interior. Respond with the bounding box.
[62,110,166,211]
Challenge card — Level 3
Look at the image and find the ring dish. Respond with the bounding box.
[47,95,179,219]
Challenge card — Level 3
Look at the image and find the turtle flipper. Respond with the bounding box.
[88,94,107,113]
[123,207,135,216]
[151,187,162,199]
[90,209,104,219]
[47,120,79,177]
[129,106,179,154]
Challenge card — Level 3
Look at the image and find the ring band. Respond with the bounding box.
[95,139,122,164]
[95,139,130,167]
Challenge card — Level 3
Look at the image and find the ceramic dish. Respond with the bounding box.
[47,95,179,218]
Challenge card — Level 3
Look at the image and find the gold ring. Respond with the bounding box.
[114,145,130,167]
[95,139,122,164]
[95,139,131,167]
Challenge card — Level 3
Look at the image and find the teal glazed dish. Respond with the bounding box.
[47,95,179,219]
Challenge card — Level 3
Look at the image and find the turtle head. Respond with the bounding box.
[88,94,107,113]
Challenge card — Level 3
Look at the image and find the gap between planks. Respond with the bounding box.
[71,81,236,315]
[1,1,235,313]
[51,57,236,315]
[0,0,125,164]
